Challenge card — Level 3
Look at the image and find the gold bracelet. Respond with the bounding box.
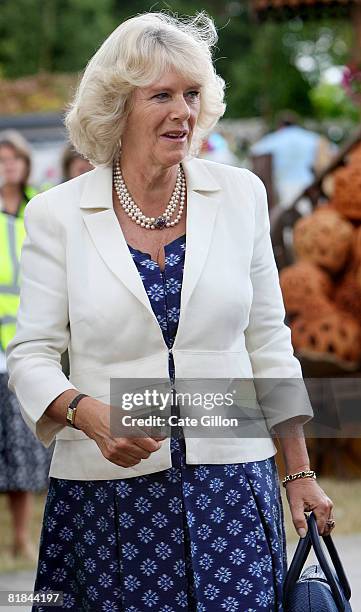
[282,469,316,488]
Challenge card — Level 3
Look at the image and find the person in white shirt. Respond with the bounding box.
[251,112,335,209]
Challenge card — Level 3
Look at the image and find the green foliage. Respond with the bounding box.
[310,82,361,120]
[0,0,115,76]
[216,19,313,119]
[51,0,115,72]
[0,0,355,119]
[0,0,45,77]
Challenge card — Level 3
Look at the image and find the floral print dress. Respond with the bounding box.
[33,234,287,611]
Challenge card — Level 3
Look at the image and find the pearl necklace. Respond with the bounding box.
[113,160,186,230]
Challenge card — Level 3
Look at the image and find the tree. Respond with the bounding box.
[0,0,355,120]
[0,0,115,76]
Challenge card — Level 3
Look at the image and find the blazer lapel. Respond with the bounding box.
[80,167,155,316]
[180,158,221,317]
[81,209,155,314]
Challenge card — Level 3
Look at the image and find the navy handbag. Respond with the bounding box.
[283,513,352,611]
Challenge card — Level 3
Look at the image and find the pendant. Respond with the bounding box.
[154,216,167,229]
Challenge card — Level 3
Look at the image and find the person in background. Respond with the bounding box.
[0,130,52,561]
[61,144,93,181]
[199,131,240,165]
[250,111,335,209]
[0,130,37,215]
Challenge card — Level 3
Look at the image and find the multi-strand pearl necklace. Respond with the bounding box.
[113,160,186,230]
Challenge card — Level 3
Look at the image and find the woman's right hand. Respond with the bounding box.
[74,396,165,468]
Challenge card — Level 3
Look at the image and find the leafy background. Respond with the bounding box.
[0,0,357,122]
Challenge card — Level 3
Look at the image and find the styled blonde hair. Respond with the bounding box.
[65,11,226,167]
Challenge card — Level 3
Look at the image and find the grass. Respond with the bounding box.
[0,479,360,573]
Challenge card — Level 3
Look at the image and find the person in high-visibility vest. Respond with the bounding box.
[0,130,52,561]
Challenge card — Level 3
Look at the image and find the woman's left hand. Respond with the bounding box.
[285,477,334,538]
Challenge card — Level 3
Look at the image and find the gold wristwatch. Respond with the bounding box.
[66,393,88,429]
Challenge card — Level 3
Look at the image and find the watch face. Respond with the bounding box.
[66,407,74,424]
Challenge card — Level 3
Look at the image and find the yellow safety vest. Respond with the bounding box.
[0,187,36,351]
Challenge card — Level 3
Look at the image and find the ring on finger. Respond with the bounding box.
[326,518,335,529]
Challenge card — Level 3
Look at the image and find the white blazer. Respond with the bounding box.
[6,158,313,480]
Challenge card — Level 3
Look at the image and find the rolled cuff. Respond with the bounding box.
[8,364,76,447]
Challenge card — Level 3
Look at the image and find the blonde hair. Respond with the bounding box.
[65,11,226,167]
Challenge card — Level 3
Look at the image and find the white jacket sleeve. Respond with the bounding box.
[6,193,76,447]
[244,170,313,429]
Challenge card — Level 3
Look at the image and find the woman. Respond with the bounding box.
[0,130,52,561]
[6,12,334,611]
[0,130,37,216]
[61,144,93,182]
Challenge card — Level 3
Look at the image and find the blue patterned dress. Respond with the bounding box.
[33,235,287,611]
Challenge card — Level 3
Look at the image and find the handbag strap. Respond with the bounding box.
[322,535,351,600]
[308,513,351,604]
[283,527,312,607]
[283,512,351,611]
